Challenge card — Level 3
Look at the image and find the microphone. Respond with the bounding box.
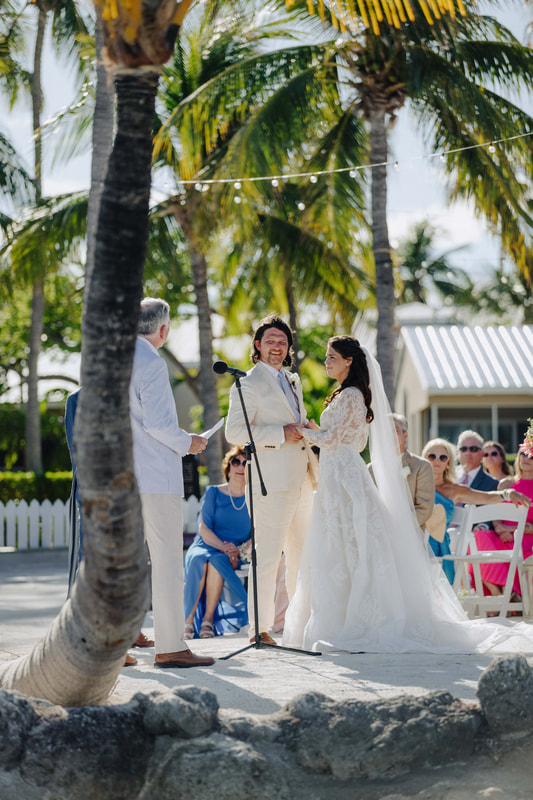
[213,360,247,378]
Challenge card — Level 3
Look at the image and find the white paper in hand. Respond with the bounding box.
[200,417,224,439]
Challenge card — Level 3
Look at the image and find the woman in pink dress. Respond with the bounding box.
[472,424,533,599]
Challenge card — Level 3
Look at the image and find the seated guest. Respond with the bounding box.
[471,425,533,600]
[422,438,530,585]
[392,414,435,529]
[369,414,435,532]
[456,429,498,490]
[422,438,456,583]
[184,447,251,638]
[482,440,513,482]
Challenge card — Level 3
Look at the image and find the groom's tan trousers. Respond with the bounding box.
[247,472,314,636]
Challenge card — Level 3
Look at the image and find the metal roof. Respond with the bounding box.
[400,325,533,394]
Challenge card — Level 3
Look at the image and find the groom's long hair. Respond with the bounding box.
[250,315,294,367]
[325,336,374,423]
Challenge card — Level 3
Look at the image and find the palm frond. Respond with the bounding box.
[0,132,35,204]
[0,192,88,289]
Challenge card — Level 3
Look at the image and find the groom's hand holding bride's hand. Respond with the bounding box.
[304,419,320,432]
[284,423,304,442]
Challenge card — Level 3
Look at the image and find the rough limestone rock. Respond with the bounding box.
[274,690,482,780]
[0,681,499,800]
[477,655,533,735]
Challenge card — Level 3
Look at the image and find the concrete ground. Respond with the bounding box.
[0,547,513,714]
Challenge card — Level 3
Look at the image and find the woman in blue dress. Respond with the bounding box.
[184,447,251,638]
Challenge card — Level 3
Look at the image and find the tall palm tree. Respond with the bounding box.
[267,0,533,401]
[0,0,195,705]
[155,5,373,474]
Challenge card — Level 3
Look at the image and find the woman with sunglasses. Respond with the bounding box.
[183,447,251,638]
[472,427,533,602]
[482,441,513,482]
[421,439,457,584]
[421,437,522,507]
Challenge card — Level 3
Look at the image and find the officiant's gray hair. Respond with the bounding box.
[392,413,408,433]
[138,297,170,335]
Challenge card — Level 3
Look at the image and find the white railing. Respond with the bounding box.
[0,495,202,551]
[0,499,69,550]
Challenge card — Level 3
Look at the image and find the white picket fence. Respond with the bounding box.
[0,499,69,550]
[0,495,203,551]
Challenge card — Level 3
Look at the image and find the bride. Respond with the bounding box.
[283,335,533,654]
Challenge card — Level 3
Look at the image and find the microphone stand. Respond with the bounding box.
[219,373,320,660]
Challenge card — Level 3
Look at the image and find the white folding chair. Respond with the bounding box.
[442,503,528,618]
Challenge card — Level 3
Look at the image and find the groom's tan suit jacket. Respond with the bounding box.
[225,362,318,493]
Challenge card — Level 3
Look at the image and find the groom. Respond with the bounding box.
[225,315,317,644]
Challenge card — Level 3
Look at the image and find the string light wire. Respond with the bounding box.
[175,132,532,190]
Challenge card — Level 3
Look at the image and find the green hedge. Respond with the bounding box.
[0,472,72,504]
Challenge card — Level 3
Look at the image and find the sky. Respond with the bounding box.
[1,0,531,373]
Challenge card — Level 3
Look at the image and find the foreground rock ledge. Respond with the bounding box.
[1,655,533,800]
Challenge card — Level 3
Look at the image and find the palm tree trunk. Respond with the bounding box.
[0,69,159,705]
[173,204,223,484]
[32,6,45,195]
[24,4,47,474]
[25,276,44,471]
[369,107,396,406]
[286,278,300,373]
[83,19,114,306]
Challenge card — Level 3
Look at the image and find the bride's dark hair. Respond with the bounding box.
[325,336,374,423]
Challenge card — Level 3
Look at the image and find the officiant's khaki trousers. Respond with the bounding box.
[140,493,186,654]
[248,473,314,636]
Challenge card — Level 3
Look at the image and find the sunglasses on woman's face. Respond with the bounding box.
[427,453,448,462]
[459,445,481,453]
[230,457,247,466]
[483,451,500,458]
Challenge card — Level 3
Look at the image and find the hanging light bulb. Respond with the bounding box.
[234,196,242,204]
[297,202,305,211]
[349,169,356,178]
[234,181,242,190]
[488,145,496,154]
[272,179,279,187]
[310,175,318,183]
[394,161,399,170]
[194,182,202,191]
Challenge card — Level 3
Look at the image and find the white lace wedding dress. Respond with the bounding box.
[283,373,533,655]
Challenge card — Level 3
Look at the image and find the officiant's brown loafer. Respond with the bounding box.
[154,649,215,668]
[132,632,155,648]
[249,632,277,645]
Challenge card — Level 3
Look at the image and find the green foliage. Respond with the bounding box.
[395,220,470,304]
[0,278,82,397]
[0,471,72,503]
[0,404,72,472]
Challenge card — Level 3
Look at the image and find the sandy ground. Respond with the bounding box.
[2,547,533,798]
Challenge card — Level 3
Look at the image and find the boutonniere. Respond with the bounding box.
[402,465,411,478]
[287,372,299,388]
